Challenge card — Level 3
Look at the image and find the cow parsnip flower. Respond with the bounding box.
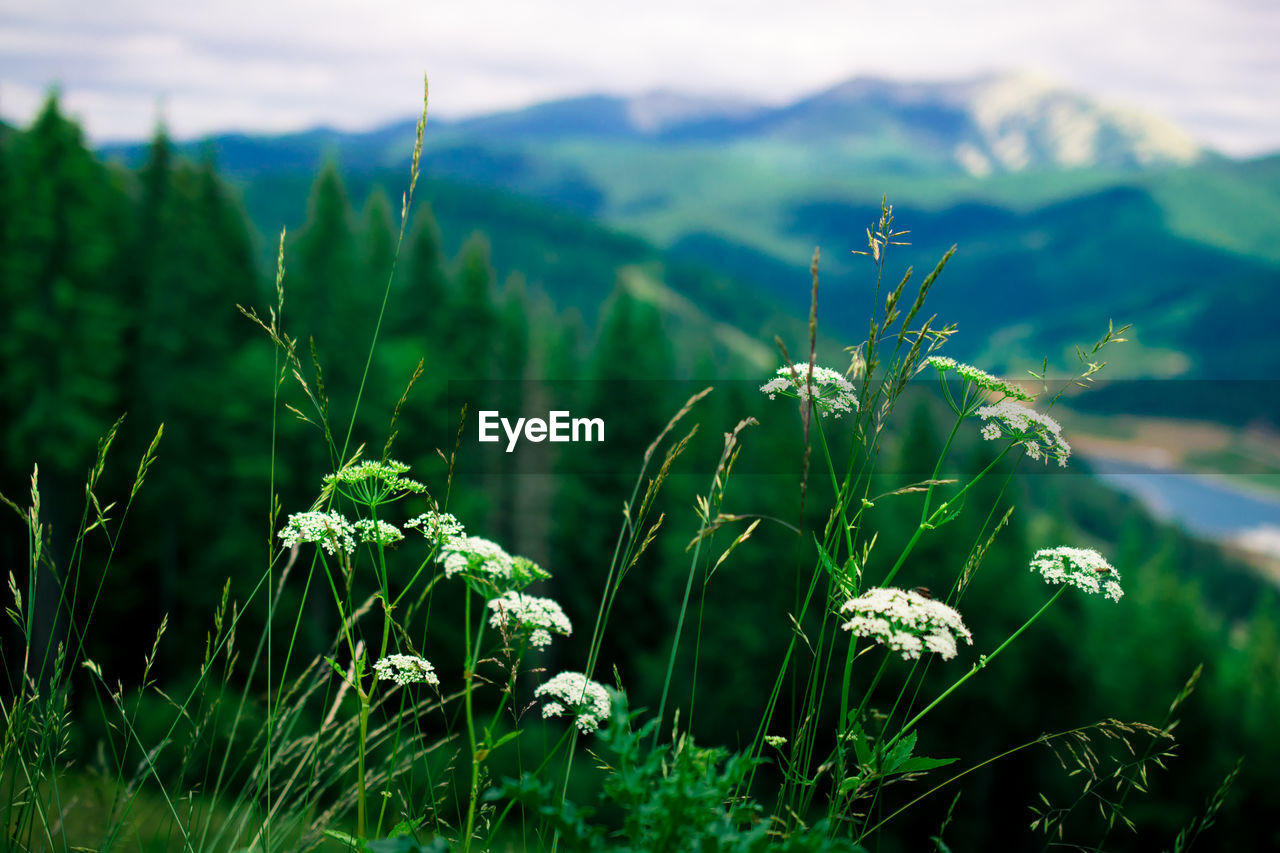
[487,591,572,649]
[1030,546,1123,602]
[278,511,356,556]
[373,654,439,686]
[760,364,859,417]
[926,356,1032,402]
[324,458,427,504]
[405,510,465,546]
[977,400,1071,466]
[840,587,973,661]
[535,672,611,733]
[354,518,404,546]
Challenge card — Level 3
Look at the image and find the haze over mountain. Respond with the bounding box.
[104,71,1210,177]
[436,71,1206,174]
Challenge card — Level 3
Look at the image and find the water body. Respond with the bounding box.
[1085,455,1280,540]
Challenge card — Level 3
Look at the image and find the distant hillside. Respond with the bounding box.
[99,72,1280,383]
[102,71,1206,178]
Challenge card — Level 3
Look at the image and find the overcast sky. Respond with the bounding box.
[2,0,1278,155]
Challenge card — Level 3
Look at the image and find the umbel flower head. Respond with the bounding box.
[840,587,973,661]
[926,356,1033,402]
[279,511,356,556]
[354,518,404,546]
[977,400,1071,466]
[373,654,440,686]
[487,591,573,649]
[535,672,611,734]
[324,458,427,505]
[1030,547,1124,602]
[439,536,550,594]
[760,364,859,417]
[405,510,465,547]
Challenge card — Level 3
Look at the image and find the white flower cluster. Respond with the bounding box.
[354,518,404,546]
[439,536,548,592]
[839,587,973,661]
[278,511,356,555]
[324,458,427,497]
[440,536,516,581]
[535,672,611,733]
[760,364,859,417]
[926,356,1032,402]
[977,400,1071,466]
[487,591,573,649]
[373,654,440,686]
[405,510,465,546]
[1030,547,1124,602]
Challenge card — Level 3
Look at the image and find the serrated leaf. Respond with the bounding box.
[896,755,960,774]
[882,730,917,774]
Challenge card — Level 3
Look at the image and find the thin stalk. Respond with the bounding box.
[883,586,1066,755]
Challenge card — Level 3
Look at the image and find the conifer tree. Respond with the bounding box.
[290,163,363,448]
[0,95,128,477]
[361,186,397,299]
[449,234,499,379]
[0,95,130,681]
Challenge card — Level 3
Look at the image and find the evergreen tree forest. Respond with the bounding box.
[2,95,1279,849]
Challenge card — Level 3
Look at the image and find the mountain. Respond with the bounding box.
[754,72,1204,174]
[98,71,1280,385]
[102,71,1207,177]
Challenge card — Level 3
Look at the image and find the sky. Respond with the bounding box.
[2,0,1278,156]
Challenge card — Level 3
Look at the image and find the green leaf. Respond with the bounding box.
[387,819,419,837]
[365,837,444,853]
[487,728,523,751]
[882,730,917,774]
[322,828,364,849]
[897,755,960,774]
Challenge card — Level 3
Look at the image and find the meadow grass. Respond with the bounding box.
[1,78,1241,853]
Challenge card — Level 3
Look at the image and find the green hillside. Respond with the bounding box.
[101,78,1280,386]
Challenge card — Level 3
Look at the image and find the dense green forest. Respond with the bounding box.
[3,95,1279,850]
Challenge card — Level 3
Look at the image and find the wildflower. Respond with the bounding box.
[353,518,404,546]
[840,587,973,661]
[438,535,550,594]
[373,654,440,686]
[405,510,465,546]
[1030,547,1123,601]
[324,458,427,504]
[926,356,1032,402]
[976,400,1071,466]
[760,364,858,417]
[764,735,788,748]
[535,672,611,733]
[278,511,356,555]
[487,591,572,649]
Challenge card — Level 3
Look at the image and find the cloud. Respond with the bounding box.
[1,0,1277,154]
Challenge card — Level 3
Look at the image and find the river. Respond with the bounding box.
[1084,455,1280,555]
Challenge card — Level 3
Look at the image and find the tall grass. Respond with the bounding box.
[1,79,1238,853]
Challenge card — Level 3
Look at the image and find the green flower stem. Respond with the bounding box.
[882,585,1067,755]
[356,693,371,839]
[880,439,1010,591]
[489,725,576,841]
[461,586,488,853]
[814,414,855,561]
[828,647,890,823]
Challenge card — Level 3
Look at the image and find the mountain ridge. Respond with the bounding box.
[101,70,1212,176]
